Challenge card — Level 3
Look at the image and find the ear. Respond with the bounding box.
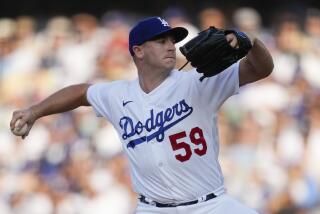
[133,45,144,58]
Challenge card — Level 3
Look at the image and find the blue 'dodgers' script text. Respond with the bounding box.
[119,99,193,148]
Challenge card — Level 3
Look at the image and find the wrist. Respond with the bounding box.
[30,105,41,120]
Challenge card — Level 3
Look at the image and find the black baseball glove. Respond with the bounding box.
[179,26,252,81]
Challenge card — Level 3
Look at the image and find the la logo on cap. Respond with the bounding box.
[128,16,188,56]
[157,17,169,27]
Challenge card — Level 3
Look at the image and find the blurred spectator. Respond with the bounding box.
[15,16,37,45]
[198,7,227,30]
[233,7,261,35]
[0,17,40,78]
[56,13,106,86]
[304,8,320,39]
[0,18,17,60]
[97,11,136,81]
[271,14,305,85]
[299,8,320,89]
[232,7,274,48]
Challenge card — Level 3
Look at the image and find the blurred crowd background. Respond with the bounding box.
[1,2,320,214]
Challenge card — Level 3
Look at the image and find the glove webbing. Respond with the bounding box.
[179,28,215,72]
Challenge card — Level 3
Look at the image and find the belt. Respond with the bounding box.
[139,193,217,208]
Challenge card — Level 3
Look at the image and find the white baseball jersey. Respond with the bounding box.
[87,62,240,204]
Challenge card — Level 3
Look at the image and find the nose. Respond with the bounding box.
[166,38,176,51]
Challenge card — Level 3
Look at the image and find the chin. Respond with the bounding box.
[165,60,176,69]
[165,64,175,71]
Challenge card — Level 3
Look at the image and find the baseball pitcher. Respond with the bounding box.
[10,16,274,213]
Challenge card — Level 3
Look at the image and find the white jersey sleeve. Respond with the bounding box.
[86,82,115,121]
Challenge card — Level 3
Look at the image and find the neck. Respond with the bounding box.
[138,67,171,94]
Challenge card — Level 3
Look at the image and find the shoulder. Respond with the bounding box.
[89,79,135,91]
[88,79,137,97]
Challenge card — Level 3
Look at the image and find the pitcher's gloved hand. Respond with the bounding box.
[179,26,252,81]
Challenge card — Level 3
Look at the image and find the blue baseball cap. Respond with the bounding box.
[129,16,188,56]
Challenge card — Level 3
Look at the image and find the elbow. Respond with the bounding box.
[267,58,274,76]
[260,57,274,79]
[252,61,273,80]
[265,60,274,77]
[251,38,274,79]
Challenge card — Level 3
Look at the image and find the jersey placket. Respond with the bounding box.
[144,94,178,201]
[137,74,180,200]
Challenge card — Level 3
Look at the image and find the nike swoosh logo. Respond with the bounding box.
[123,100,133,107]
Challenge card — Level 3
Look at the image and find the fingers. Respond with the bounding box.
[10,111,23,130]
[226,34,233,42]
[22,122,33,139]
[10,109,34,139]
[229,39,238,48]
[226,34,239,49]
[22,132,28,139]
